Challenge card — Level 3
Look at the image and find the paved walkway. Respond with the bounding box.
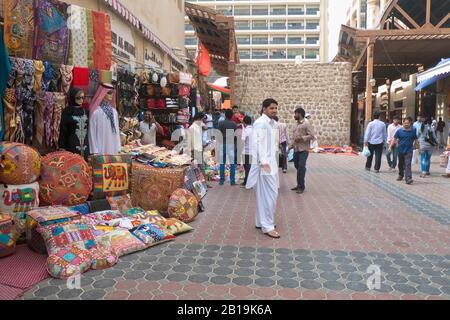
[22,154,450,300]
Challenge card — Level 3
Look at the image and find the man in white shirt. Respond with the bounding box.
[187,112,207,167]
[364,111,387,173]
[386,116,401,170]
[246,99,280,239]
[241,116,253,187]
[139,110,163,146]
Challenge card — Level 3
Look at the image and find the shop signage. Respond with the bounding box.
[144,47,164,68]
[109,9,136,67]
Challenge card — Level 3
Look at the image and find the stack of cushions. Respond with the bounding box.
[131,162,186,216]
[0,214,16,258]
[0,143,42,241]
[89,155,132,200]
[131,224,175,246]
[167,189,199,223]
[106,194,133,214]
[39,151,93,206]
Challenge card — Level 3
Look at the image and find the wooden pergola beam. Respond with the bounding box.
[436,13,450,28]
[394,4,421,29]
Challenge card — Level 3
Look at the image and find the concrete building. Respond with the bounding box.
[346,0,389,29]
[185,0,329,63]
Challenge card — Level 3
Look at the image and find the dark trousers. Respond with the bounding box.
[280,142,288,171]
[243,154,251,185]
[294,151,309,191]
[398,152,413,181]
[366,143,384,171]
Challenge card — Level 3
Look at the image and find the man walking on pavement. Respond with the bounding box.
[289,108,315,194]
[386,116,401,171]
[246,99,280,239]
[273,116,289,173]
[218,109,238,186]
[364,111,387,173]
[437,117,446,149]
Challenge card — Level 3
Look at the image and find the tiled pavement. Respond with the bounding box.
[22,154,450,300]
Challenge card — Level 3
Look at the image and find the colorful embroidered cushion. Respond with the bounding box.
[131,163,186,216]
[123,207,149,220]
[0,182,40,215]
[89,155,132,200]
[87,199,112,213]
[96,229,146,257]
[88,248,118,270]
[106,194,133,214]
[46,245,92,279]
[38,223,98,255]
[68,204,90,215]
[131,224,175,246]
[0,142,41,185]
[167,189,199,223]
[0,214,16,258]
[39,152,93,206]
[11,212,28,237]
[84,210,124,225]
[161,218,194,236]
[26,206,81,230]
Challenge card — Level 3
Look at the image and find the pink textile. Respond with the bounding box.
[0,284,24,300]
[89,84,116,117]
[0,245,48,290]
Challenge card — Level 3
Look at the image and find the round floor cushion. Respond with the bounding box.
[46,245,92,279]
[0,142,41,185]
[167,189,198,223]
[40,151,92,206]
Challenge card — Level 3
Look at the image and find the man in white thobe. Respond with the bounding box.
[246,99,280,239]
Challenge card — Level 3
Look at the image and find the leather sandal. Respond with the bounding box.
[264,230,281,239]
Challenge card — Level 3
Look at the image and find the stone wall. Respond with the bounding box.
[234,63,353,146]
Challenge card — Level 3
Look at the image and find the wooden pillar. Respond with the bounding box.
[365,39,375,128]
[228,26,237,107]
[386,79,391,121]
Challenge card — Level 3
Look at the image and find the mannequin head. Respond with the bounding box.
[69,88,85,107]
[102,83,115,103]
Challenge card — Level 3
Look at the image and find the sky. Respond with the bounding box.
[327,0,353,62]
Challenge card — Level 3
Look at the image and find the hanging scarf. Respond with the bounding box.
[60,65,74,94]
[69,5,89,67]
[35,92,48,149]
[44,92,54,148]
[3,89,17,141]
[42,61,53,91]
[0,30,12,141]
[52,93,66,147]
[92,11,112,70]
[33,60,45,92]
[100,100,117,134]
[49,64,61,92]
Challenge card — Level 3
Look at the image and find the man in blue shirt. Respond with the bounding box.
[364,111,387,173]
[390,117,419,185]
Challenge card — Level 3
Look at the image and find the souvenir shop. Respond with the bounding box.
[0,0,207,290]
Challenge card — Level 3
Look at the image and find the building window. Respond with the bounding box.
[235,21,250,30]
[185,22,194,31]
[270,49,286,59]
[252,50,268,59]
[305,49,319,59]
[252,6,268,16]
[270,20,286,30]
[288,21,304,30]
[253,20,268,30]
[271,36,286,44]
[185,36,198,46]
[270,6,286,16]
[288,49,304,59]
[252,36,268,45]
[305,37,319,45]
[306,22,319,30]
[306,7,320,15]
[237,36,250,45]
[288,36,303,44]
[216,6,233,16]
[234,6,250,16]
[288,7,305,15]
[187,50,196,60]
[239,50,251,60]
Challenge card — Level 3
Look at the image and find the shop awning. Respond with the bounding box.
[208,83,231,94]
[415,58,450,90]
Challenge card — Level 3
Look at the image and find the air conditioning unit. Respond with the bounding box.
[295,55,303,64]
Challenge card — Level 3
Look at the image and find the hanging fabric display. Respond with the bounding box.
[92,11,113,71]
[34,92,48,152]
[33,0,70,65]
[33,60,46,93]
[2,89,17,142]
[195,42,211,77]
[42,61,53,92]
[68,5,89,67]
[60,65,74,94]
[3,0,35,59]
[52,93,67,147]
[0,30,12,141]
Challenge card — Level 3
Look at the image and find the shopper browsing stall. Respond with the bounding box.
[139,110,164,146]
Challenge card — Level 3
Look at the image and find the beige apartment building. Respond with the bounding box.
[346,0,389,29]
[185,0,329,63]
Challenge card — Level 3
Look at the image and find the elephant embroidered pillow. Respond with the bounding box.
[88,247,118,270]
[167,189,199,223]
[0,142,41,185]
[131,163,186,215]
[0,214,16,258]
[106,194,133,214]
[46,245,92,279]
[39,152,92,206]
[0,182,40,214]
[38,222,98,255]
[96,229,146,257]
[131,224,175,247]
[89,155,132,199]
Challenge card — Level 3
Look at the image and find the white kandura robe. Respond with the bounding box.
[246,114,280,234]
[89,107,121,155]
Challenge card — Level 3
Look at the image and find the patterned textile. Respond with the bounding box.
[92,11,112,70]
[72,66,90,94]
[89,154,132,200]
[123,207,149,220]
[167,189,199,223]
[52,93,66,147]
[59,65,73,94]
[1,31,12,142]
[33,0,70,65]
[100,101,117,134]
[26,206,80,230]
[84,210,123,225]
[11,212,28,237]
[69,5,88,67]
[96,229,146,258]
[87,199,111,213]
[131,163,186,216]
[34,92,49,151]
[161,218,193,236]
[38,222,98,255]
[88,247,118,270]
[106,194,133,214]
[41,61,53,92]
[3,89,17,142]
[49,64,61,92]
[68,204,90,215]
[0,214,16,258]
[46,245,92,279]
[33,60,45,93]
[3,0,35,59]
[88,69,100,99]
[86,9,95,69]
[131,224,175,247]
[0,142,41,185]
[39,151,92,206]
[0,182,39,215]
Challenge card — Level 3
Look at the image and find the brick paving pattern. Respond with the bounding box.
[22,154,450,300]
